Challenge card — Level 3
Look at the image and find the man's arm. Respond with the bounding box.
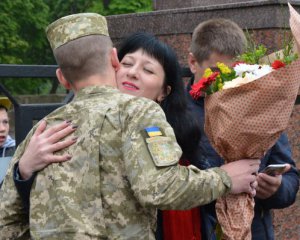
[256,133,299,209]
[122,99,258,210]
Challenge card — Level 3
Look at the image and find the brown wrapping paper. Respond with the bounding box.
[205,59,300,162]
[205,59,300,239]
[203,4,300,239]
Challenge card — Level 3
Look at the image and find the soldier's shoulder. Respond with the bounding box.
[117,93,159,110]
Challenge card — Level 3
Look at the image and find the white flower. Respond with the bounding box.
[256,65,273,77]
[234,63,260,77]
[223,63,273,90]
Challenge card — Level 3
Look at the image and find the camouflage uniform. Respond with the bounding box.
[0,86,231,239]
[0,13,231,240]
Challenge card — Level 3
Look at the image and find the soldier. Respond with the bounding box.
[0,14,260,239]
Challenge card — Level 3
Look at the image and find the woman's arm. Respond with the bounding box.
[18,120,77,180]
[13,120,77,211]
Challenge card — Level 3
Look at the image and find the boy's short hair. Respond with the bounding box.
[53,35,112,82]
[0,105,8,112]
[46,13,112,83]
[190,18,246,64]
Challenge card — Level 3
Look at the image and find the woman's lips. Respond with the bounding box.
[122,82,139,91]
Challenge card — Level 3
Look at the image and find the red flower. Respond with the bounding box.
[189,81,205,100]
[272,60,285,69]
[189,72,219,100]
[207,72,220,84]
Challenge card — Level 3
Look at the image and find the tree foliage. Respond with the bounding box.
[0,0,49,64]
[0,0,53,95]
[1,0,153,95]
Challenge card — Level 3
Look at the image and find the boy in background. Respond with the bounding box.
[187,18,299,240]
[0,97,15,187]
[0,97,15,158]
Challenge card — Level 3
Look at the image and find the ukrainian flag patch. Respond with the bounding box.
[144,126,163,137]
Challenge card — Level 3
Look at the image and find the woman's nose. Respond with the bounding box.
[127,65,138,78]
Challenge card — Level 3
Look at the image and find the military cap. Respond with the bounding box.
[0,97,12,110]
[46,13,109,50]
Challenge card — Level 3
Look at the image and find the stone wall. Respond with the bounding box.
[154,0,255,10]
[108,0,300,65]
[153,0,300,11]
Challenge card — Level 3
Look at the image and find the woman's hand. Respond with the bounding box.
[18,120,77,180]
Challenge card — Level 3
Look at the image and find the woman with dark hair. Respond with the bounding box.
[117,32,201,161]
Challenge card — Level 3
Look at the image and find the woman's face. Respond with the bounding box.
[116,49,166,102]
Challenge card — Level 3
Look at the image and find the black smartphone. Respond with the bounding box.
[262,164,287,176]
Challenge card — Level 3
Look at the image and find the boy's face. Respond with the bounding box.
[0,109,9,147]
[188,52,235,83]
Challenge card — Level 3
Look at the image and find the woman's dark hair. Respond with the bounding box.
[118,32,201,159]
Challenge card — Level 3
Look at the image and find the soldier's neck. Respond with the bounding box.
[72,74,117,93]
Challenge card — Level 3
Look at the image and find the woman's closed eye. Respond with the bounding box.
[144,68,154,74]
[121,61,133,67]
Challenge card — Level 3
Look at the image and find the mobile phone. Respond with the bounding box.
[262,164,287,176]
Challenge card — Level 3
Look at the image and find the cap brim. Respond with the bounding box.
[0,97,12,110]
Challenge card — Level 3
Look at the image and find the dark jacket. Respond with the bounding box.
[0,136,16,188]
[186,77,299,240]
[0,135,15,158]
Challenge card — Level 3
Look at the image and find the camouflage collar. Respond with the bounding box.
[74,85,118,101]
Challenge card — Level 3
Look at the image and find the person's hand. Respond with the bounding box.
[18,120,77,180]
[256,164,291,199]
[221,159,260,197]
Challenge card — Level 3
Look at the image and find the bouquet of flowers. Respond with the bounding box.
[189,4,300,240]
[190,60,286,99]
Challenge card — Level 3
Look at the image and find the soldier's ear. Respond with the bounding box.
[56,68,72,90]
[111,47,120,71]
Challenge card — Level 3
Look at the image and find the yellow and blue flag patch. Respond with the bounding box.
[144,126,162,137]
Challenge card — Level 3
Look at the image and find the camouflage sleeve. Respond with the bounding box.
[0,129,36,240]
[122,99,232,210]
